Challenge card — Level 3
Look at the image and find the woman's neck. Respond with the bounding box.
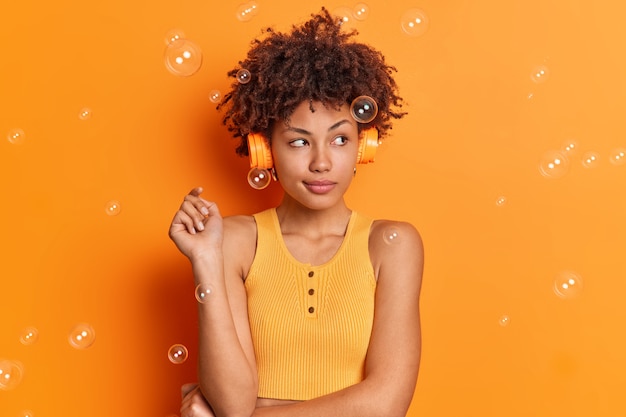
[275,198,352,238]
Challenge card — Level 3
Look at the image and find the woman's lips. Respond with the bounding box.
[303,180,336,194]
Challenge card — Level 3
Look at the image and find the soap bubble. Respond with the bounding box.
[609,148,626,166]
[68,323,96,349]
[7,128,26,145]
[538,150,569,179]
[168,344,188,364]
[0,359,24,391]
[495,196,507,207]
[333,6,357,30]
[383,226,401,244]
[209,89,222,104]
[78,107,92,120]
[498,315,511,327]
[164,29,185,45]
[236,2,259,22]
[105,200,121,216]
[20,410,35,417]
[400,8,430,37]
[353,3,370,21]
[19,327,39,345]
[561,139,578,155]
[531,65,550,83]
[581,151,600,168]
[247,168,271,190]
[553,271,583,299]
[195,283,213,303]
[236,68,252,84]
[164,39,203,77]
[350,96,378,123]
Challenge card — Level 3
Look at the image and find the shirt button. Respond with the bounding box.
[308,307,315,313]
[308,289,315,295]
[308,271,314,277]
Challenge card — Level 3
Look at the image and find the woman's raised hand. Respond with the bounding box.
[169,187,224,260]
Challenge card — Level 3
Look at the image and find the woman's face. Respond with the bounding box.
[270,101,359,211]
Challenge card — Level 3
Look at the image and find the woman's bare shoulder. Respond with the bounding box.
[222,214,258,278]
[369,219,424,280]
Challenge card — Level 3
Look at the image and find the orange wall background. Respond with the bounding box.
[2,1,625,416]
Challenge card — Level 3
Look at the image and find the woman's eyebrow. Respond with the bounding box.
[282,119,352,135]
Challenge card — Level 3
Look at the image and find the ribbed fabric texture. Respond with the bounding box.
[245,208,376,401]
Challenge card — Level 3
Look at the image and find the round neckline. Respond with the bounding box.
[269,207,357,268]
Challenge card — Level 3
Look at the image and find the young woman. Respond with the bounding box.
[168,8,424,417]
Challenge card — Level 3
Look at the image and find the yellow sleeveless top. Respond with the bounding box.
[245,208,376,400]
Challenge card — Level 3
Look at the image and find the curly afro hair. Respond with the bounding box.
[218,7,406,156]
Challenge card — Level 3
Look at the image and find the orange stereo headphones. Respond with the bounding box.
[248,127,379,169]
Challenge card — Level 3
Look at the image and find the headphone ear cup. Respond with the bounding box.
[356,128,379,164]
[247,132,273,169]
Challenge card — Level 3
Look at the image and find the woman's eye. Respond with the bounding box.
[289,139,307,147]
[332,136,348,145]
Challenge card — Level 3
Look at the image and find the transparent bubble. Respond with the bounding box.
[581,151,600,168]
[247,167,271,190]
[553,271,583,299]
[0,359,24,391]
[209,89,222,104]
[530,65,550,83]
[68,323,96,349]
[236,2,259,22]
[350,95,378,123]
[609,148,626,166]
[7,128,26,145]
[495,196,507,207]
[164,39,203,77]
[78,107,92,120]
[383,226,401,244]
[400,8,430,37]
[498,315,511,327]
[353,3,370,21]
[561,139,579,155]
[164,29,185,45]
[20,410,35,417]
[236,68,252,84]
[333,6,357,30]
[195,283,213,303]
[168,344,188,364]
[538,150,569,179]
[105,200,121,216]
[19,327,39,345]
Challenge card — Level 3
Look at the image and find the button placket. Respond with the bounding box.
[306,270,318,317]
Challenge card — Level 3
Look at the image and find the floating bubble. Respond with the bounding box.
[68,323,96,349]
[333,6,357,30]
[236,2,259,22]
[350,95,378,123]
[236,68,252,84]
[164,39,203,77]
[20,410,35,417]
[383,226,401,244]
[7,128,26,145]
[498,315,511,327]
[553,271,583,299]
[609,148,626,166]
[353,3,370,21]
[19,327,39,345]
[495,196,507,207]
[247,167,271,190]
[400,8,430,37]
[78,107,92,120]
[105,200,121,216]
[538,150,569,179]
[0,359,24,391]
[195,283,213,303]
[581,151,600,168]
[561,139,578,155]
[209,89,222,104]
[164,29,185,45]
[168,344,188,364]
[530,65,550,83]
